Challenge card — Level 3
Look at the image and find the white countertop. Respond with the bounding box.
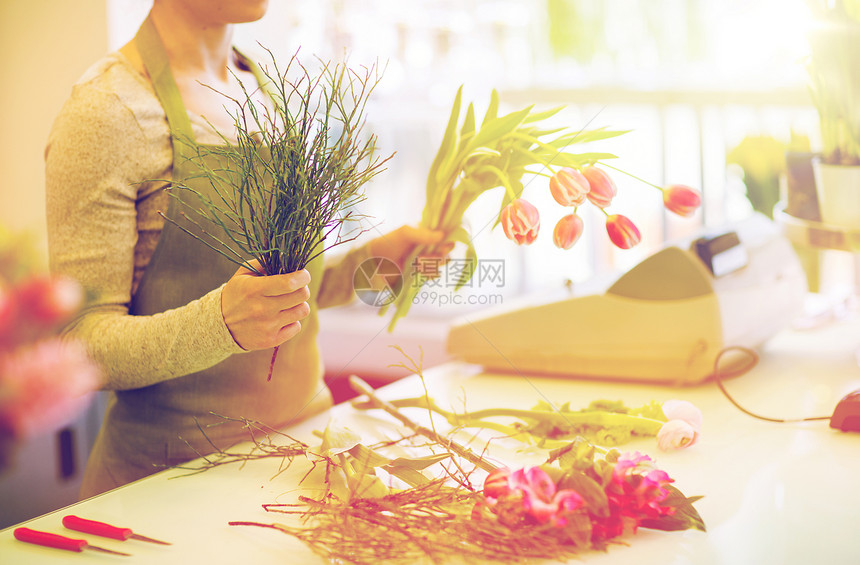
[2,315,859,565]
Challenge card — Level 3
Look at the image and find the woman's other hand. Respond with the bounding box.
[368,225,454,277]
[220,261,311,351]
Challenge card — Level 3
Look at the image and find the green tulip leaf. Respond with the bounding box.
[472,106,533,148]
[481,89,500,125]
[460,102,476,138]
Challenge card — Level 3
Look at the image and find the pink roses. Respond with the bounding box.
[475,451,683,545]
[477,466,585,528]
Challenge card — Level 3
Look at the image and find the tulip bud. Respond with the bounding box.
[483,467,512,499]
[605,214,641,249]
[549,167,590,206]
[552,214,584,250]
[663,185,701,217]
[657,419,698,450]
[581,166,617,208]
[500,198,540,245]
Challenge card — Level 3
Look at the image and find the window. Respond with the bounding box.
[108,0,818,315]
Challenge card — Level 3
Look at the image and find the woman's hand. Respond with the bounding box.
[220,261,311,351]
[368,225,454,276]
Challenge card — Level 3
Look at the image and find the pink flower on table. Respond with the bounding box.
[662,399,703,430]
[480,466,585,528]
[549,167,590,206]
[553,214,584,250]
[0,338,100,438]
[581,166,617,208]
[605,214,641,249]
[657,419,698,450]
[500,198,540,245]
[610,451,653,480]
[658,399,702,450]
[591,451,675,541]
[509,467,556,521]
[662,184,701,217]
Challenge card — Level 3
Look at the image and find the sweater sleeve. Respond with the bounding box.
[316,242,374,309]
[45,64,243,391]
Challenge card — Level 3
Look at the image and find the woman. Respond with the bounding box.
[46,0,441,498]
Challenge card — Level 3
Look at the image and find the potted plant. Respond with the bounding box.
[806,0,860,228]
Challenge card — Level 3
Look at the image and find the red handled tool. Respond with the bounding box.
[14,527,131,556]
[63,515,171,545]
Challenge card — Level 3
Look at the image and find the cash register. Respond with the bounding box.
[446,214,807,385]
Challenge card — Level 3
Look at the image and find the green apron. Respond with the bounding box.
[80,16,331,498]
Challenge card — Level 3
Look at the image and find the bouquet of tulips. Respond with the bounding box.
[0,229,100,469]
[381,87,701,330]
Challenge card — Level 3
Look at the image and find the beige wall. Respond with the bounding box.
[0,0,109,267]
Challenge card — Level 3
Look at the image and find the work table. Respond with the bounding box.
[2,314,859,564]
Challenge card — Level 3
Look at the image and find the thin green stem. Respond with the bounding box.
[599,161,664,191]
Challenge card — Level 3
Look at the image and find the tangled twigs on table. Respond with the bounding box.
[229,481,591,565]
[348,375,497,473]
[171,413,310,477]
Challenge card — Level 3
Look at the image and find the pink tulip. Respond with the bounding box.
[663,185,701,217]
[657,419,698,450]
[549,167,590,206]
[605,214,641,249]
[581,166,617,208]
[552,214,584,250]
[483,467,512,498]
[500,198,540,245]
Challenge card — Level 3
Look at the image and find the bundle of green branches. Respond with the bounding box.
[165,50,392,378]
[171,50,390,274]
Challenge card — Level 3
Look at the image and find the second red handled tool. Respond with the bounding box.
[63,515,171,545]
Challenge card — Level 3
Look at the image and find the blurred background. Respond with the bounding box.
[1,0,854,528]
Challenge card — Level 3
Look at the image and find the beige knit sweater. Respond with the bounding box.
[45,51,368,391]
